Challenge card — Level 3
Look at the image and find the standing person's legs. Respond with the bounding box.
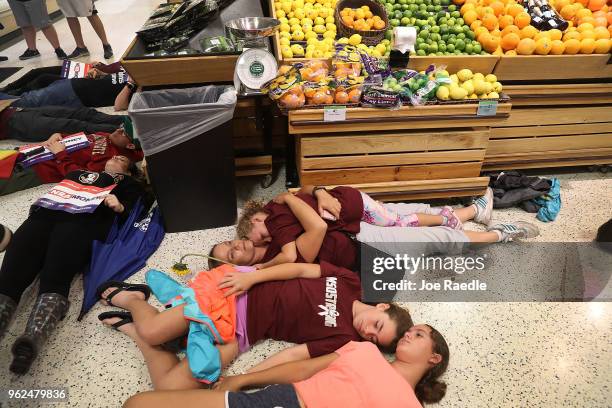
[65,17,86,49]
[87,14,110,46]
[40,25,61,49]
[21,26,38,50]
[7,0,38,53]
[23,0,65,57]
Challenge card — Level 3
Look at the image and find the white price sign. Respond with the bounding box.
[324,106,347,122]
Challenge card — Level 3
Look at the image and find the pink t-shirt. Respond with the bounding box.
[293,341,423,408]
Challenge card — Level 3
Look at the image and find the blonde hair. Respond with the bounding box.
[236,200,267,239]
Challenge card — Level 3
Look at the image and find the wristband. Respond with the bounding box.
[127,82,137,91]
[312,186,327,196]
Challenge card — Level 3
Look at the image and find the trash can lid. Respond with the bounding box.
[235,48,278,90]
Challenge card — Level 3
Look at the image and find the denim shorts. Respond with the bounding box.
[226,384,301,408]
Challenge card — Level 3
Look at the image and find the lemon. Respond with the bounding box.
[325,16,335,24]
[323,37,334,45]
[473,79,487,95]
[357,43,369,52]
[301,17,313,26]
[305,31,317,40]
[324,51,333,58]
[281,45,293,58]
[457,69,473,82]
[314,17,325,26]
[469,93,478,99]
[312,49,324,58]
[292,31,305,41]
[450,87,468,100]
[279,37,290,46]
[461,80,474,95]
[375,43,387,54]
[291,44,305,56]
[485,74,497,83]
[337,37,349,44]
[319,8,329,18]
[279,17,289,24]
[326,23,336,31]
[314,24,326,34]
[484,82,493,94]
[276,10,286,19]
[436,86,450,100]
[293,9,304,19]
[274,1,281,10]
[280,23,291,33]
[290,23,302,32]
[449,74,459,84]
[305,50,314,58]
[279,31,291,39]
[488,91,500,99]
[281,2,292,14]
[348,34,362,46]
[323,30,336,39]
[302,24,313,33]
[492,81,503,93]
[472,73,485,82]
[371,50,382,57]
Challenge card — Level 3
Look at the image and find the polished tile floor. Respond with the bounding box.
[0,1,611,406]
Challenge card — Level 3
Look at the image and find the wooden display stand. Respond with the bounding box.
[289,103,511,201]
[484,83,612,170]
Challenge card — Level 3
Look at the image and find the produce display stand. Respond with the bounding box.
[493,55,612,82]
[485,82,612,171]
[288,103,511,200]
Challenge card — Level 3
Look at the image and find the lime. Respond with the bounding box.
[403,10,412,18]
[401,17,410,25]
[431,33,441,42]
[455,39,465,51]
[448,4,457,12]
[439,24,449,34]
[390,19,400,27]
[439,43,447,52]
[473,43,482,53]
[457,33,465,40]
[456,18,464,26]
[447,18,455,26]
[453,25,463,35]
[385,30,393,40]
[428,43,438,53]
[419,29,429,38]
[465,43,473,54]
[451,11,461,18]
[466,31,475,40]
[441,34,449,41]
[447,43,455,52]
[417,49,426,56]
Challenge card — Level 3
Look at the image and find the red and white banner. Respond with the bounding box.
[34,177,116,214]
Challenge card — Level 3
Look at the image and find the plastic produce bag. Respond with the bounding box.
[128,85,237,156]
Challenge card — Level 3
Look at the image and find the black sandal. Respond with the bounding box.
[98,311,133,331]
[96,280,151,308]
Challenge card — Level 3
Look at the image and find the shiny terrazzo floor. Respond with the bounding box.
[0,1,611,405]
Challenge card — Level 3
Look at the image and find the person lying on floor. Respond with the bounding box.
[0,118,142,196]
[0,61,136,111]
[123,324,449,408]
[0,155,146,375]
[211,187,540,271]
[237,186,466,270]
[0,104,125,142]
[97,261,414,390]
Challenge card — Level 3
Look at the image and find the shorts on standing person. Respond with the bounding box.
[7,0,51,29]
[57,0,95,17]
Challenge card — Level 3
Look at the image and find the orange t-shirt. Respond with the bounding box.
[293,341,423,408]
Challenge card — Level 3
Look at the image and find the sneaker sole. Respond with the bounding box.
[18,55,40,61]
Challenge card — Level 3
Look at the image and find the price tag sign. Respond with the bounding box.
[477,100,498,116]
[324,106,347,122]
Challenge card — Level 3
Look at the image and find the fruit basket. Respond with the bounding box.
[335,0,390,46]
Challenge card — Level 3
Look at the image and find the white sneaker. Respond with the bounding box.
[488,221,540,242]
[473,187,494,226]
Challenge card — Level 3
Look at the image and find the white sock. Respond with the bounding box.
[493,230,504,242]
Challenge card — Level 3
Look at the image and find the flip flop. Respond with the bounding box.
[96,280,151,308]
[98,311,133,331]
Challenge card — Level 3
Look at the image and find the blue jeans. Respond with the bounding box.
[0,79,83,108]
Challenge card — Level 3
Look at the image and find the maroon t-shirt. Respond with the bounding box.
[246,261,362,358]
[262,186,363,269]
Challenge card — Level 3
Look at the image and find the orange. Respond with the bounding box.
[502,25,521,37]
[482,33,501,52]
[535,37,552,54]
[516,37,536,54]
[575,8,593,20]
[555,0,571,9]
[514,12,531,28]
[592,16,608,26]
[491,28,502,37]
[464,10,479,25]
[563,38,582,53]
[505,49,518,56]
[563,30,582,40]
[593,38,611,53]
[578,16,596,26]
[455,0,466,4]
[588,0,606,12]
[498,15,515,29]
[507,3,524,17]
[520,25,539,39]
[577,22,595,32]
[550,39,566,54]
[471,20,483,31]
[534,31,550,41]
[594,26,610,39]
[560,4,578,20]
[461,3,476,13]
[482,13,498,30]
[580,29,597,39]
[608,11,612,25]
[575,0,589,5]
[580,38,596,53]
[490,1,505,16]
[501,32,521,50]
[548,29,563,41]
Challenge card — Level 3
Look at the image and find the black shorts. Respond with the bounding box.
[226,384,301,408]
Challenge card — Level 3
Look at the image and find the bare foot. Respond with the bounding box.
[100,287,145,309]
[100,316,137,338]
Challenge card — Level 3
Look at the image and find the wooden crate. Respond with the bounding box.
[121,38,239,86]
[288,103,512,134]
[485,105,612,170]
[503,83,612,107]
[297,127,490,186]
[493,55,612,81]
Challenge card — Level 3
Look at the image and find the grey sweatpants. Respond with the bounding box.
[356,202,470,257]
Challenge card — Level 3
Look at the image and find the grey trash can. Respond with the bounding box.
[129,85,237,233]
